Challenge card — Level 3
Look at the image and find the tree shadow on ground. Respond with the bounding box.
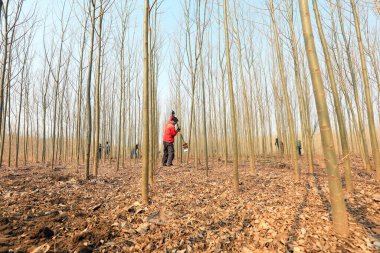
[285,179,310,251]
[346,198,379,239]
[313,172,379,239]
[312,173,332,220]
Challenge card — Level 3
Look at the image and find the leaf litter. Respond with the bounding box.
[0,157,379,252]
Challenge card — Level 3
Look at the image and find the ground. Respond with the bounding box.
[0,157,379,252]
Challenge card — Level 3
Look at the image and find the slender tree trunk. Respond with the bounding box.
[0,1,9,149]
[299,0,349,236]
[85,0,96,179]
[93,0,103,177]
[223,0,239,192]
[269,0,299,180]
[51,24,66,170]
[76,11,88,170]
[350,0,380,180]
[312,0,353,192]
[142,0,150,204]
[200,51,209,174]
[336,0,371,170]
[285,0,313,173]
[15,84,23,168]
[232,0,255,173]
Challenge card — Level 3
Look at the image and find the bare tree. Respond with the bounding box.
[299,0,349,236]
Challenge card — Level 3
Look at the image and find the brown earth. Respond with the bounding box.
[0,157,379,252]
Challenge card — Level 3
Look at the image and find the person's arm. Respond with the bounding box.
[170,125,178,137]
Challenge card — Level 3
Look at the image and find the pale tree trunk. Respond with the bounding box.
[50,8,69,169]
[35,96,39,162]
[76,9,88,170]
[0,4,18,166]
[200,51,209,174]
[336,0,371,170]
[41,57,50,164]
[299,0,349,237]
[269,0,299,180]
[15,36,31,167]
[15,83,23,168]
[350,0,380,180]
[329,3,363,160]
[7,77,11,167]
[93,0,103,177]
[116,1,130,171]
[23,71,30,165]
[149,27,154,183]
[184,0,204,166]
[109,73,116,164]
[85,0,96,179]
[217,5,228,169]
[223,0,239,192]
[148,4,159,184]
[0,0,10,151]
[142,0,150,204]
[285,0,313,173]
[232,0,255,173]
[312,0,353,192]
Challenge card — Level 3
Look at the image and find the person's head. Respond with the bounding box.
[171,117,178,125]
[106,141,109,144]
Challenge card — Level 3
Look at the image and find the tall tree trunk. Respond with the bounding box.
[200,51,209,175]
[0,1,9,151]
[85,0,96,179]
[142,0,150,204]
[93,0,103,177]
[285,0,313,173]
[350,0,380,180]
[232,0,255,173]
[269,0,299,180]
[312,0,353,192]
[76,10,88,170]
[336,0,371,171]
[223,0,239,192]
[299,0,349,236]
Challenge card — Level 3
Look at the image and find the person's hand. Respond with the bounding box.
[176,127,181,132]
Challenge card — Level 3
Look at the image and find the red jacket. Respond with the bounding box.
[163,116,178,143]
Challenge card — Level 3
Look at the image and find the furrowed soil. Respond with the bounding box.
[0,157,379,252]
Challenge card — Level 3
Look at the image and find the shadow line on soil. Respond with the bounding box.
[313,172,379,239]
[285,180,310,251]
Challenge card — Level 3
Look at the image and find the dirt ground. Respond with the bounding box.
[0,157,379,252]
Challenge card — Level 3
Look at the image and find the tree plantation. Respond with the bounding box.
[0,0,380,252]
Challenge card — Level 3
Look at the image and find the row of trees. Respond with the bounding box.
[1,0,379,236]
[162,0,380,236]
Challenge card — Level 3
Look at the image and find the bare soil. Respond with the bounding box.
[0,157,379,252]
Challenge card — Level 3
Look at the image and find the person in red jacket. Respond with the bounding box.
[162,111,181,166]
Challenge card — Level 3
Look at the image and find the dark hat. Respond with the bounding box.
[172,117,178,123]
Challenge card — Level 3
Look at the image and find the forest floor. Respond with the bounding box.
[0,156,379,253]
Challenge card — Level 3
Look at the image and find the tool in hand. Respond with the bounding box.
[172,110,189,153]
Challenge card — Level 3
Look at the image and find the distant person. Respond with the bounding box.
[275,138,279,150]
[130,144,139,159]
[162,111,180,167]
[297,140,302,156]
[97,144,102,159]
[105,141,110,158]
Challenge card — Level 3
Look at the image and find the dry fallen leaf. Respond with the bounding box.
[29,243,50,253]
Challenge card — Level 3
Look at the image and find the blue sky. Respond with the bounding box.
[23,0,183,114]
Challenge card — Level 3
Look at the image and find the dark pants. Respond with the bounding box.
[162,141,174,165]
